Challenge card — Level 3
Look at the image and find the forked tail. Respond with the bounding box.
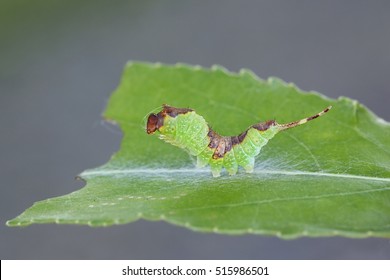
[277,105,332,131]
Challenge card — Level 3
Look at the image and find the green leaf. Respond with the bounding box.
[7,62,390,239]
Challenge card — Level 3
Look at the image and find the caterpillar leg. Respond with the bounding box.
[196,149,213,168]
[196,156,208,168]
[209,158,223,177]
[232,141,255,174]
[243,157,255,173]
[225,165,238,176]
[196,155,209,168]
[223,150,238,176]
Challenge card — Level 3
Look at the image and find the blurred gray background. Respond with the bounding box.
[1,0,389,259]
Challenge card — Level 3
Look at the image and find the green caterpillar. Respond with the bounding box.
[146,104,331,177]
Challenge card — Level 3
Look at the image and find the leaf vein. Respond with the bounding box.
[81,168,390,182]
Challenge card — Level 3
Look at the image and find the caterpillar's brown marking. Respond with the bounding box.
[252,120,276,131]
[224,137,233,154]
[231,135,240,146]
[207,129,220,149]
[237,131,248,143]
[207,119,278,158]
[307,114,319,121]
[163,104,193,117]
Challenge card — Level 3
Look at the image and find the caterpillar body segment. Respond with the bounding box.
[146,104,331,177]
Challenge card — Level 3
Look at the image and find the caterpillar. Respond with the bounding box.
[146,104,332,177]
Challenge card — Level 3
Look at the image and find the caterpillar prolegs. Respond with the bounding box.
[146,105,331,177]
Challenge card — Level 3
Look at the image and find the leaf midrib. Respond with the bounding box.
[81,168,390,182]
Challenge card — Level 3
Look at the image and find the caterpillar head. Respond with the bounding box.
[146,105,194,134]
[146,113,162,134]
